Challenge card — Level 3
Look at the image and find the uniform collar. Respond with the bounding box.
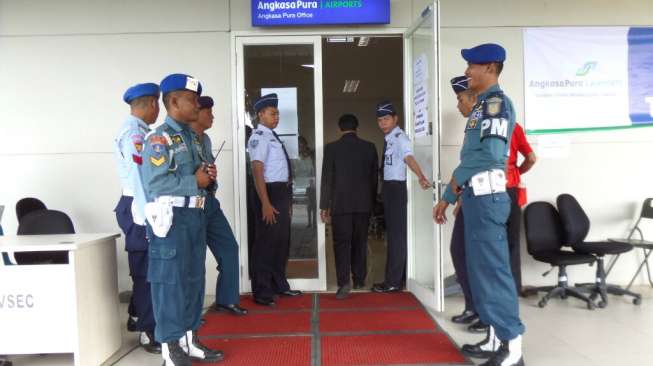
[341,132,357,139]
[126,115,150,131]
[165,115,187,132]
[477,84,501,100]
[385,126,401,140]
[257,124,273,134]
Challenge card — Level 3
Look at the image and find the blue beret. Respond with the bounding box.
[450,76,469,94]
[461,43,506,64]
[376,101,396,117]
[254,93,278,113]
[160,73,202,96]
[123,83,160,104]
[198,96,214,109]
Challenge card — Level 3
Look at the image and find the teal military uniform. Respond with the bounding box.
[443,84,525,342]
[193,131,241,306]
[141,115,207,343]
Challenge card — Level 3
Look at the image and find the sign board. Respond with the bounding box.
[524,27,653,133]
[252,0,390,27]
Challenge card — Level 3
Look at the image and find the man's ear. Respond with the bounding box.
[169,93,178,111]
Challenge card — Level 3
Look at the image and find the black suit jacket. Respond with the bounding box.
[320,133,378,215]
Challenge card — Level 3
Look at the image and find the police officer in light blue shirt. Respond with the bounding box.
[248,93,302,306]
[189,96,248,316]
[140,73,222,366]
[372,101,431,294]
[433,44,525,366]
[113,82,160,354]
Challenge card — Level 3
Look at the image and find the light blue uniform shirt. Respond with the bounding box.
[383,126,413,181]
[248,124,289,183]
[141,116,204,200]
[113,115,150,224]
[442,84,515,204]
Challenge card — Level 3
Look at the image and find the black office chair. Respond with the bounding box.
[524,201,597,309]
[556,193,642,307]
[608,198,653,291]
[14,209,75,264]
[15,197,47,223]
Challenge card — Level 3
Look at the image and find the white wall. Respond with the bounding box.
[436,0,653,286]
[2,0,653,295]
[0,0,233,294]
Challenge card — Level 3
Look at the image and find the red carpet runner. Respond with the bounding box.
[197,292,469,366]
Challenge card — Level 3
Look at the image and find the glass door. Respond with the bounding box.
[404,3,444,311]
[235,36,326,292]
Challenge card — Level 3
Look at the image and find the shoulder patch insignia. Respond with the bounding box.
[132,154,143,165]
[486,97,503,117]
[148,135,168,145]
[171,134,184,145]
[250,140,259,149]
[150,155,166,167]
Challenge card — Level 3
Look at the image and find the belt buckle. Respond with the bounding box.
[196,196,205,209]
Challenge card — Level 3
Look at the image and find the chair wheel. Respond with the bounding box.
[587,302,596,310]
[538,300,547,308]
[633,297,642,305]
[561,294,568,299]
[598,301,607,308]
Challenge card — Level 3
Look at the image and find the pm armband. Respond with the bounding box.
[480,118,509,142]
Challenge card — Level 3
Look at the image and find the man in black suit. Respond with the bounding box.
[320,114,378,299]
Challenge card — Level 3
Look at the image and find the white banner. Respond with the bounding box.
[524,27,630,131]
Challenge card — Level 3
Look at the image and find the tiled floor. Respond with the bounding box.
[4,287,653,365]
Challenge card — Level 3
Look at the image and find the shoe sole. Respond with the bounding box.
[213,307,248,316]
[461,349,494,359]
[190,355,224,363]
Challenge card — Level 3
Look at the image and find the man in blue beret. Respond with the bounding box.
[433,44,525,366]
[248,92,302,306]
[372,100,431,294]
[141,74,223,366]
[113,82,161,354]
[190,96,248,316]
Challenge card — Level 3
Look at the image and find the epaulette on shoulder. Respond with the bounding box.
[255,130,264,135]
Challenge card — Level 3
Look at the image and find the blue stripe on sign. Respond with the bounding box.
[628,27,653,125]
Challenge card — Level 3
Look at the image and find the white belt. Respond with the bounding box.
[122,188,134,197]
[156,195,206,209]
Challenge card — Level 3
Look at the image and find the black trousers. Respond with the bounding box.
[382,181,407,287]
[450,209,474,311]
[252,182,292,299]
[506,187,523,291]
[331,213,370,287]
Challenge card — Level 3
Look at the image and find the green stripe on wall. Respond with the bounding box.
[525,123,653,135]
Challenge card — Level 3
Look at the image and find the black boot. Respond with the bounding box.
[461,325,499,358]
[451,309,478,324]
[162,341,191,366]
[480,336,524,366]
[140,331,162,354]
[468,319,489,333]
[180,330,224,363]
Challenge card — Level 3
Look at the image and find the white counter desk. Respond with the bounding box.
[0,233,122,366]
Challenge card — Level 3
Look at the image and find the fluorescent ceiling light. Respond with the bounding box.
[358,36,370,47]
[342,80,360,93]
[327,36,354,43]
[301,64,314,69]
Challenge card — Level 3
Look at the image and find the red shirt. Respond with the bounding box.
[507,123,533,188]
